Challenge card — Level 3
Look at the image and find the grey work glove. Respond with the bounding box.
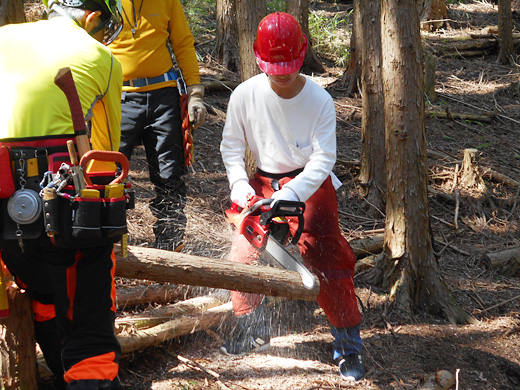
[187,84,206,130]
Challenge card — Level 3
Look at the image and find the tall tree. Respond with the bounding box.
[235,0,266,176]
[340,4,361,95]
[497,0,514,65]
[235,0,265,81]
[286,0,324,73]
[216,0,239,72]
[356,0,386,216]
[379,0,473,324]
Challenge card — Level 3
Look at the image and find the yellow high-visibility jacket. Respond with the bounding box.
[0,17,123,168]
[110,0,201,91]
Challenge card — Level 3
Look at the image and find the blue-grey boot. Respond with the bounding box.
[331,324,364,381]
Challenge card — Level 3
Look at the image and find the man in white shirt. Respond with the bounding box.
[219,12,365,382]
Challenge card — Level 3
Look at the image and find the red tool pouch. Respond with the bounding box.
[0,146,15,199]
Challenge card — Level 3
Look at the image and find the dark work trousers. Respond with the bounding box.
[229,173,362,329]
[0,232,121,387]
[119,87,187,251]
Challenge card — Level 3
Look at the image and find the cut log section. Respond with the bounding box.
[115,246,319,301]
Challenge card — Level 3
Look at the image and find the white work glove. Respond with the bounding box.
[187,84,207,130]
[230,179,256,208]
[271,186,299,207]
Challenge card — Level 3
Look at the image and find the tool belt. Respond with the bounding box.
[0,144,134,249]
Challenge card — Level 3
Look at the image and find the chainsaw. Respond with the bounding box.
[225,195,316,290]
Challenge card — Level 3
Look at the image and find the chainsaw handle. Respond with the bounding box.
[260,199,306,243]
[79,150,130,186]
[241,198,273,217]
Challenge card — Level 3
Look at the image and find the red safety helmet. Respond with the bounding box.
[253,12,308,75]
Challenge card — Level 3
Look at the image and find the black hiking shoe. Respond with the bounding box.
[336,353,365,381]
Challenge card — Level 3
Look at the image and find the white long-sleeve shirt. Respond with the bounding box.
[220,73,340,202]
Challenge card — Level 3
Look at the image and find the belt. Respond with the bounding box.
[123,69,179,88]
[257,168,304,179]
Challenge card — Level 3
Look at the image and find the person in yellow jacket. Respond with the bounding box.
[110,0,207,251]
[0,1,124,388]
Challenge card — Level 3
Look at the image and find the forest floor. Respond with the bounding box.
[32,1,520,389]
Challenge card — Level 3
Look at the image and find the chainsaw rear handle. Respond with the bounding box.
[79,150,130,186]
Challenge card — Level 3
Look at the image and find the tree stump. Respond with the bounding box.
[0,284,37,390]
[461,148,484,189]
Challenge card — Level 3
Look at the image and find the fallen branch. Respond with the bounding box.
[427,110,495,122]
[478,294,520,314]
[177,355,232,390]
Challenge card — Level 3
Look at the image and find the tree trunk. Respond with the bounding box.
[0,285,37,390]
[115,245,320,301]
[286,0,325,73]
[235,0,266,177]
[419,0,448,31]
[340,4,361,95]
[215,0,239,72]
[0,0,25,27]
[497,0,515,65]
[380,0,473,324]
[357,0,386,216]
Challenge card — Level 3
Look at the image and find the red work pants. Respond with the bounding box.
[229,173,361,328]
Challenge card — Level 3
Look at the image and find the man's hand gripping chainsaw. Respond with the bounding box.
[225,195,316,290]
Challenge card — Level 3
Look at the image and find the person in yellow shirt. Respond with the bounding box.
[0,1,124,388]
[110,0,207,251]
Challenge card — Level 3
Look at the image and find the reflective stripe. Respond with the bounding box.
[123,69,179,88]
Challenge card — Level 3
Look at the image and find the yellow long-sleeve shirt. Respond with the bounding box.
[109,0,201,92]
[0,17,123,160]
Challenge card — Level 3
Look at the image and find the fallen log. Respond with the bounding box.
[118,302,233,355]
[350,234,384,258]
[115,246,319,301]
[481,247,520,276]
[115,296,224,331]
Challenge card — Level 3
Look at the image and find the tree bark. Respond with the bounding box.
[497,0,515,64]
[286,0,325,73]
[235,0,266,177]
[0,0,25,27]
[0,285,37,390]
[116,283,195,309]
[340,3,361,95]
[380,0,473,324]
[419,0,448,31]
[115,245,320,301]
[357,0,386,216]
[215,0,239,72]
